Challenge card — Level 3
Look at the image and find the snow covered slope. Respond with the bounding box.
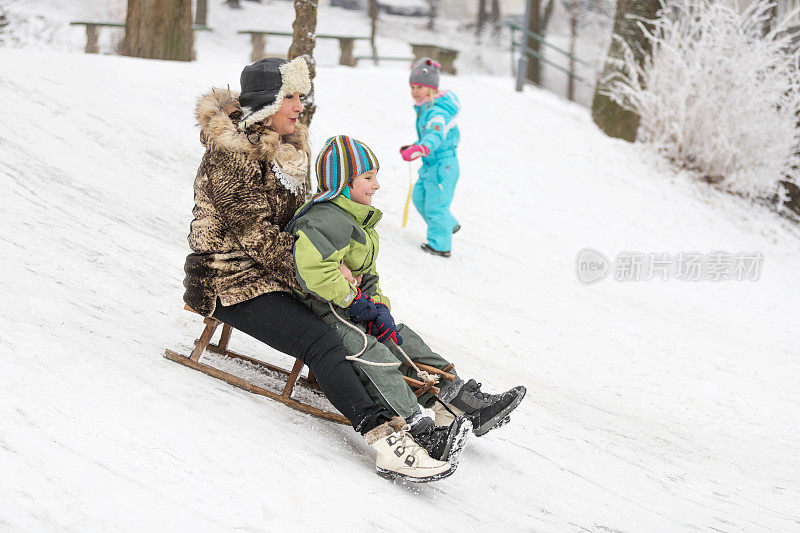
[2,47,799,532]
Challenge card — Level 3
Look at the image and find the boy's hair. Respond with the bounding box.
[314,135,379,203]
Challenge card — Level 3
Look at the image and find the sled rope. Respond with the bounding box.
[328,302,438,385]
[328,302,397,367]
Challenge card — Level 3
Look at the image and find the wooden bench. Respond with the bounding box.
[165,305,455,424]
[410,43,459,75]
[70,21,212,54]
[238,30,370,66]
[354,56,416,66]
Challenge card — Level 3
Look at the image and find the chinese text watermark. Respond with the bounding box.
[576,249,763,284]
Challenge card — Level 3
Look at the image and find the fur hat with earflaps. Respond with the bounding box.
[238,56,311,131]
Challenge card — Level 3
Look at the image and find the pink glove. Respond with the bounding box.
[400,144,430,161]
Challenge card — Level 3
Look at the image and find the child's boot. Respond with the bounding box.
[408,414,473,466]
[363,416,456,483]
[440,380,526,437]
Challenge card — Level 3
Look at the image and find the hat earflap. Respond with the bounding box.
[239,57,312,131]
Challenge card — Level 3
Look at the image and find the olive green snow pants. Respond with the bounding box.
[302,298,460,420]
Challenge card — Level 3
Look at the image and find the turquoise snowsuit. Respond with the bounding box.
[411,91,461,252]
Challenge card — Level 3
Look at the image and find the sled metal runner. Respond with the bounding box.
[166,306,457,424]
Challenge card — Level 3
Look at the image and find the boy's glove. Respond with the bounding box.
[399,144,430,161]
[347,289,379,323]
[368,303,403,345]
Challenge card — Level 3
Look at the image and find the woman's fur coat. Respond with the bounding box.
[183,88,310,317]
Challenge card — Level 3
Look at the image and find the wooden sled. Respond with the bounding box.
[165,305,457,425]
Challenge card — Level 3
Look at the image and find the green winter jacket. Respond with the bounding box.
[288,195,391,311]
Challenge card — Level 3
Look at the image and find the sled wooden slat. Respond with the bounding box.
[204,343,323,391]
[169,304,443,425]
[282,359,305,398]
[167,305,349,425]
[217,323,233,351]
[403,376,440,397]
[165,349,350,424]
[191,317,220,362]
[403,361,456,382]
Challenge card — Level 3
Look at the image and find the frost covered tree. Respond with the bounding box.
[122,0,193,61]
[591,0,660,141]
[602,0,800,200]
[288,0,318,126]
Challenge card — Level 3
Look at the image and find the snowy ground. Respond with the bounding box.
[2,4,800,533]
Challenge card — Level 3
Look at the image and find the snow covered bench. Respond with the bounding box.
[238,30,370,66]
[354,55,415,66]
[166,305,454,424]
[410,43,459,74]
[70,21,212,54]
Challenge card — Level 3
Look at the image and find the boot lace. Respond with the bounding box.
[467,380,492,402]
[394,425,427,465]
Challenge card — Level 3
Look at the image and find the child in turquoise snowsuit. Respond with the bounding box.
[400,58,461,257]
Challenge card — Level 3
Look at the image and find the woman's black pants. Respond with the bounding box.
[212,292,392,434]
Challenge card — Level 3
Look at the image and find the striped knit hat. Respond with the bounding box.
[284,135,380,230]
[313,135,379,202]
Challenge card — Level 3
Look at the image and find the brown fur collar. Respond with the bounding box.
[195,87,309,161]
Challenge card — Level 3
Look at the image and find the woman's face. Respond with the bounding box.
[271,92,304,135]
[410,84,431,103]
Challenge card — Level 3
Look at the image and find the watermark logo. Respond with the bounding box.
[576,250,763,283]
[576,248,610,284]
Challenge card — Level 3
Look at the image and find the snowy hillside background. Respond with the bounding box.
[2,1,800,532]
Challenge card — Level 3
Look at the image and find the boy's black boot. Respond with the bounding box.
[449,379,527,437]
[409,415,472,465]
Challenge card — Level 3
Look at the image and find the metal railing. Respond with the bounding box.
[506,20,595,93]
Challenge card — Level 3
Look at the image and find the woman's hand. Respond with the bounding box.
[338,263,361,287]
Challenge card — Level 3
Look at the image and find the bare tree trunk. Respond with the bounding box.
[489,0,501,37]
[368,0,378,63]
[476,0,487,40]
[0,3,8,32]
[426,0,437,31]
[527,0,555,83]
[123,0,194,61]
[288,0,318,127]
[566,0,577,101]
[525,0,539,83]
[591,0,660,141]
[195,0,208,26]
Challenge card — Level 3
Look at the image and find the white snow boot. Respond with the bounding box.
[363,417,456,483]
